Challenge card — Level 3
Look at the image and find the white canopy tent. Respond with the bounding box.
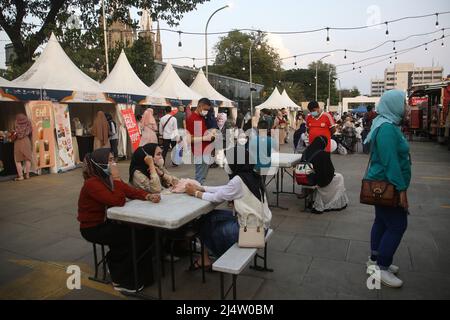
[280,90,301,110]
[12,33,107,103]
[255,88,285,110]
[0,76,11,86]
[145,63,202,107]
[190,69,236,120]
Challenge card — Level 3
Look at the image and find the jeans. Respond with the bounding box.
[370,205,408,269]
[110,139,118,158]
[194,155,210,185]
[199,210,239,257]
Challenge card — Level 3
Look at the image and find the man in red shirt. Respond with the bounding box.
[306,101,336,152]
[186,98,216,184]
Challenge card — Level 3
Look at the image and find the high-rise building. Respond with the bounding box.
[384,63,443,91]
[370,79,385,96]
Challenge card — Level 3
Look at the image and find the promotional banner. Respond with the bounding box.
[121,108,141,152]
[28,101,56,169]
[53,103,75,171]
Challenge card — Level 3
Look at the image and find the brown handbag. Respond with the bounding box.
[360,128,399,207]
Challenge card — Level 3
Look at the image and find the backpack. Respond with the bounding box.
[294,149,322,186]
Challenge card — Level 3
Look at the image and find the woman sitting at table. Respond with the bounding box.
[184,145,272,269]
[302,135,349,214]
[78,148,161,294]
[129,143,179,193]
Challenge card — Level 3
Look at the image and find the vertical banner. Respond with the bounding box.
[53,103,75,171]
[121,108,141,152]
[28,101,56,169]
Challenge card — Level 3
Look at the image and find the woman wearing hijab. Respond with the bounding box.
[14,113,32,181]
[92,111,110,150]
[139,108,158,146]
[364,90,411,289]
[78,148,161,293]
[129,143,179,194]
[184,145,272,269]
[273,111,287,145]
[302,135,349,214]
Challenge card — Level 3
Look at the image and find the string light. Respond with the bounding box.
[425,42,428,51]
[385,22,389,36]
[326,27,330,43]
[192,58,196,68]
[294,56,298,66]
[436,13,439,28]
[178,31,182,47]
[393,40,396,51]
[395,51,398,60]
[442,28,445,46]
[389,56,392,64]
[344,49,347,59]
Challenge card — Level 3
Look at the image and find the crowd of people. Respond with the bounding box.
[76,89,412,294]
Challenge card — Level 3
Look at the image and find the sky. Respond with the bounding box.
[1,0,450,95]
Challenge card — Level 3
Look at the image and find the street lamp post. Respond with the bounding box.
[337,78,342,115]
[315,54,332,102]
[249,32,263,117]
[101,0,109,75]
[205,5,229,79]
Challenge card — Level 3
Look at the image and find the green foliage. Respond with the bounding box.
[210,31,282,90]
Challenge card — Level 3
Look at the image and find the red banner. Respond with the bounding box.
[121,109,141,152]
[410,97,428,106]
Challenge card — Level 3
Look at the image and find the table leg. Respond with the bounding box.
[131,227,139,292]
[155,228,162,300]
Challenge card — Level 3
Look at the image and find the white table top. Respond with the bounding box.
[107,193,220,230]
[271,153,303,168]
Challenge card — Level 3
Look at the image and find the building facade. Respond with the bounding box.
[384,63,443,92]
[370,79,385,96]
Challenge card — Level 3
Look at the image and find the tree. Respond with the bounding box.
[209,31,282,90]
[0,0,210,66]
[339,87,361,98]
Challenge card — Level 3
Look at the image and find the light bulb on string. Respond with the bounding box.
[359,67,362,74]
[436,13,439,28]
[393,41,396,51]
[385,22,389,36]
[326,27,330,44]
[294,56,297,66]
[192,58,196,69]
[389,57,392,64]
[352,62,355,70]
[344,49,347,59]
[178,31,182,47]
[425,43,428,52]
[395,52,398,60]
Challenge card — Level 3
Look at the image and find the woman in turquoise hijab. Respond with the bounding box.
[364,89,411,289]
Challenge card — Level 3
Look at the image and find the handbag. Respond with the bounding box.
[158,115,174,146]
[294,150,322,186]
[360,128,399,207]
[238,198,266,249]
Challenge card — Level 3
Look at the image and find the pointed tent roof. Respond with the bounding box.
[0,76,12,87]
[148,63,202,103]
[190,69,234,108]
[255,88,286,110]
[281,90,301,110]
[13,33,102,93]
[101,50,162,97]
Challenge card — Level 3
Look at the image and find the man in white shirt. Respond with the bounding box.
[159,106,178,167]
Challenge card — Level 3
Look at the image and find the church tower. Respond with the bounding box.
[154,21,163,61]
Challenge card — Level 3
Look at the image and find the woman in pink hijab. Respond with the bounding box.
[139,108,158,146]
[14,113,32,181]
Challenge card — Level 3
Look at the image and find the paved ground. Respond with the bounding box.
[0,140,449,300]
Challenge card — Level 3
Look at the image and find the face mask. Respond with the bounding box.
[237,137,247,145]
[201,110,208,117]
[156,158,164,167]
[311,111,319,118]
[92,159,111,176]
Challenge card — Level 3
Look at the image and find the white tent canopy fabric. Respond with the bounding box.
[190,69,234,108]
[12,33,104,99]
[281,90,301,110]
[147,63,202,105]
[0,76,11,87]
[101,50,152,96]
[255,88,285,110]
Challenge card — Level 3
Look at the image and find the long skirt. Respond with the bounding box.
[14,137,32,162]
[313,173,349,212]
[93,137,111,150]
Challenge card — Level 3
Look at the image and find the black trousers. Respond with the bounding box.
[81,221,154,288]
[162,139,176,165]
[110,139,119,158]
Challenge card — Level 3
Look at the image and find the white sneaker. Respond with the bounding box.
[380,270,403,288]
[113,284,144,294]
[366,265,403,288]
[366,257,399,274]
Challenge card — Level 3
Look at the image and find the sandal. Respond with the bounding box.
[14,176,24,181]
[189,259,212,272]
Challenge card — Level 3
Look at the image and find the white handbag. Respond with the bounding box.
[237,200,266,249]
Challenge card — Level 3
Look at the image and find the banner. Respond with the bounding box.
[121,108,141,152]
[410,97,428,106]
[53,103,75,171]
[28,101,56,169]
